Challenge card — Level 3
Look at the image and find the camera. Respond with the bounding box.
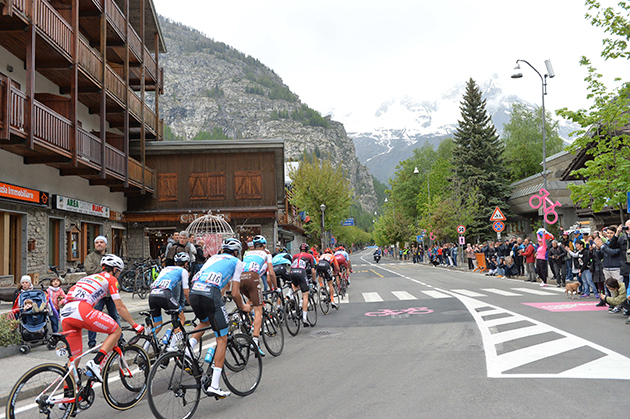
[622,226,629,231]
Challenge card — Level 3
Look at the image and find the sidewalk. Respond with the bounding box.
[0,290,218,404]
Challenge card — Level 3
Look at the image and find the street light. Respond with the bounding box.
[320,204,326,251]
[414,166,430,204]
[511,59,555,230]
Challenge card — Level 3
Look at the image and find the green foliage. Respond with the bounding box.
[288,157,353,245]
[372,176,388,208]
[555,1,630,220]
[205,84,225,99]
[245,85,265,96]
[193,127,229,140]
[244,72,298,102]
[373,210,413,246]
[452,78,512,239]
[336,225,372,247]
[164,124,184,141]
[0,315,20,347]
[347,203,375,232]
[502,103,564,182]
[291,105,330,128]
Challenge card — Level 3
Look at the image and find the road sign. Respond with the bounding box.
[457,225,466,234]
[492,220,505,233]
[490,207,507,221]
[341,218,354,226]
[459,235,465,245]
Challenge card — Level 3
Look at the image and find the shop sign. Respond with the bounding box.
[0,181,49,206]
[54,195,110,218]
[180,212,231,224]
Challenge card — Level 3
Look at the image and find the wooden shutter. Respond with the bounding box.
[234,171,262,200]
[189,172,226,201]
[158,173,177,202]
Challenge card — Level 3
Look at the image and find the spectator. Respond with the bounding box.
[46,276,65,333]
[522,238,536,282]
[485,256,498,276]
[548,240,567,287]
[165,231,196,267]
[535,230,551,287]
[12,275,34,310]
[505,256,518,278]
[497,257,507,278]
[512,237,524,276]
[562,230,574,282]
[594,226,623,307]
[466,244,475,270]
[598,277,629,314]
[614,220,630,291]
[163,231,180,263]
[567,239,598,298]
[451,244,458,267]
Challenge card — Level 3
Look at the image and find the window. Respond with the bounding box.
[234,171,262,200]
[81,222,100,262]
[48,218,62,267]
[0,211,23,282]
[111,228,124,256]
[189,172,226,201]
[158,173,178,202]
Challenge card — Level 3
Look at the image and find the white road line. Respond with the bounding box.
[362,292,383,302]
[421,290,452,299]
[451,289,486,297]
[496,337,585,372]
[511,287,556,296]
[481,288,521,296]
[340,294,349,303]
[483,315,527,328]
[391,291,417,300]
[491,324,550,344]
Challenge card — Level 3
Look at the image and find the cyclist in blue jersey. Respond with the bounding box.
[188,238,250,399]
[272,248,292,287]
[149,252,190,351]
[241,235,276,355]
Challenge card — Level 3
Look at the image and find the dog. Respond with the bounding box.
[565,282,581,299]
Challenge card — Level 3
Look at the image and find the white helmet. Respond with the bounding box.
[174,252,190,264]
[100,254,124,271]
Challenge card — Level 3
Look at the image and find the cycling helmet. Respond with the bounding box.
[299,243,309,252]
[252,235,267,246]
[174,252,190,264]
[221,238,243,254]
[282,253,292,261]
[100,254,124,271]
[324,248,333,254]
[278,247,289,254]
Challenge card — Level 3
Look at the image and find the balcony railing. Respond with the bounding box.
[34,0,73,59]
[77,127,102,166]
[33,101,72,153]
[105,0,125,41]
[128,89,141,119]
[9,85,26,135]
[144,103,157,134]
[105,66,125,106]
[128,25,142,61]
[13,0,25,14]
[78,36,103,82]
[144,46,157,81]
[105,143,125,178]
[128,158,155,190]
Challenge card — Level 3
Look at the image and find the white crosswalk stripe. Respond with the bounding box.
[481,288,521,296]
[362,292,383,302]
[453,293,630,379]
[451,289,486,297]
[391,291,417,300]
[511,287,556,296]
[421,290,452,299]
[340,294,349,303]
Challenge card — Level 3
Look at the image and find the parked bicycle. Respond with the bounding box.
[6,330,150,419]
[146,309,263,419]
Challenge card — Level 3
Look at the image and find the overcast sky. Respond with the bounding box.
[153,0,627,132]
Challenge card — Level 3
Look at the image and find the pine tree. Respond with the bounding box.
[452,78,511,239]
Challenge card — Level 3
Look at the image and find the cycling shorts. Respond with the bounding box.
[273,265,291,286]
[148,289,180,322]
[316,260,334,282]
[60,301,119,356]
[290,268,309,293]
[189,288,229,337]
[239,271,263,307]
[335,255,348,269]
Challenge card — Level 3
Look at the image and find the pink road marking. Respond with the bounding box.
[522,302,610,312]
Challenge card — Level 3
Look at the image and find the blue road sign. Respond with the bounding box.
[341,218,354,226]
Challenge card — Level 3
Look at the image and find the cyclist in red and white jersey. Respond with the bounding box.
[60,254,144,382]
[291,243,316,327]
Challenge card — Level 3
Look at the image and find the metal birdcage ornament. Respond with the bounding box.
[184,212,234,257]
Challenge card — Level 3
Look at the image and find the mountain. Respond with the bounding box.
[343,75,577,183]
[156,18,377,212]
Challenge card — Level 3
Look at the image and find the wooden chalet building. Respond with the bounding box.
[0,0,165,284]
[125,139,296,258]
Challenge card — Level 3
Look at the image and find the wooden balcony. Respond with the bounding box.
[0,75,154,194]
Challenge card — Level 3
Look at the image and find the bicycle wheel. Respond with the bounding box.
[284,298,300,337]
[6,363,75,419]
[319,286,331,315]
[128,334,160,364]
[306,294,317,327]
[332,284,341,307]
[222,333,263,397]
[182,320,203,361]
[261,309,284,356]
[119,270,136,292]
[310,283,320,306]
[137,270,150,299]
[102,344,150,410]
[147,352,201,419]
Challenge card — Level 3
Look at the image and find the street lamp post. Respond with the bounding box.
[511,59,555,230]
[414,166,430,203]
[320,204,326,251]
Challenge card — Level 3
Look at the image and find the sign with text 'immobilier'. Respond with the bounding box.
[54,195,110,218]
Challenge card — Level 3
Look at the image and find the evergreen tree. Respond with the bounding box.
[452,78,511,239]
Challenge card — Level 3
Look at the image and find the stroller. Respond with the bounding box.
[16,289,54,354]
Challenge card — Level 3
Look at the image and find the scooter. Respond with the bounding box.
[373,254,381,263]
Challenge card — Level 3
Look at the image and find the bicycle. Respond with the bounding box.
[6,330,150,419]
[228,294,284,357]
[127,309,203,363]
[317,270,340,315]
[528,187,562,225]
[146,310,263,419]
[282,282,317,336]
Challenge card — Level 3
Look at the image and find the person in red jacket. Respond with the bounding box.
[521,237,536,282]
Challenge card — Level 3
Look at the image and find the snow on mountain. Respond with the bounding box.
[334,75,576,183]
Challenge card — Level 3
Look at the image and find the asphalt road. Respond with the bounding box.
[12,249,630,419]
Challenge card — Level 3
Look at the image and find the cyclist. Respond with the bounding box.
[187,238,251,399]
[60,255,144,382]
[149,252,190,351]
[272,248,292,287]
[291,243,316,327]
[317,248,340,309]
[241,235,276,355]
[334,246,352,284]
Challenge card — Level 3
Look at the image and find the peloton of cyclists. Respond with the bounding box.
[291,243,317,327]
[316,248,340,309]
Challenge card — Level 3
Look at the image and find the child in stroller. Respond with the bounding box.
[16,289,53,354]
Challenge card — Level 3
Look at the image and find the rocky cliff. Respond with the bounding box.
[156,18,377,212]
